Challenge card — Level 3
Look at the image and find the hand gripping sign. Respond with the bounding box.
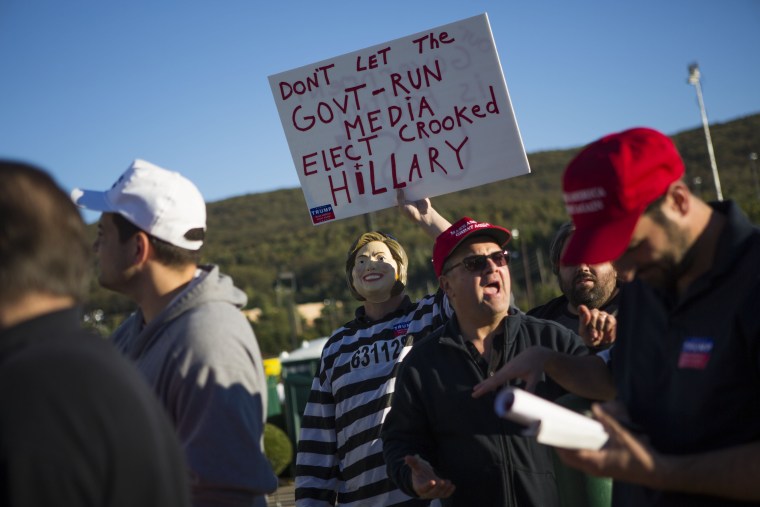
[269,13,530,225]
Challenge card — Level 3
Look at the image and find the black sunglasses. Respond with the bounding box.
[443,250,510,275]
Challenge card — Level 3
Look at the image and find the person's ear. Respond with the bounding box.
[667,180,690,217]
[439,275,453,297]
[133,231,152,266]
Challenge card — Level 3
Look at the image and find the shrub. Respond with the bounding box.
[264,422,293,476]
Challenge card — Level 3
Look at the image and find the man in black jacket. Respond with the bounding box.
[0,161,190,507]
[382,217,601,506]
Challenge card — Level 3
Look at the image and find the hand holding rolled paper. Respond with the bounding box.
[494,387,609,450]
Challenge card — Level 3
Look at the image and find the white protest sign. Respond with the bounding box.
[268,13,530,225]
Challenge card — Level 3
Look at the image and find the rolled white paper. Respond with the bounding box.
[494,387,609,450]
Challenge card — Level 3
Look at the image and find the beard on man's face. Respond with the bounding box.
[633,214,694,293]
[561,271,615,309]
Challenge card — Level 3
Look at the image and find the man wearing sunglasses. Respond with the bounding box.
[382,217,589,506]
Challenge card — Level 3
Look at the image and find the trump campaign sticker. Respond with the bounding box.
[677,337,714,370]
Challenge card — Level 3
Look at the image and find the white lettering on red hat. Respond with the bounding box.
[566,200,605,214]
[452,220,476,237]
[563,186,607,215]
[563,187,606,203]
[451,220,496,238]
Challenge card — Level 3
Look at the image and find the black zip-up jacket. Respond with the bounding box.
[382,310,588,507]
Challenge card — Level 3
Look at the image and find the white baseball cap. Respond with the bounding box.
[71,159,206,251]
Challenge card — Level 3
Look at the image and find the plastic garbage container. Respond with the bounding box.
[280,337,328,450]
[263,358,283,419]
[266,375,282,418]
[552,393,612,507]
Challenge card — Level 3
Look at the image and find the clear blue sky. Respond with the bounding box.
[2,0,759,221]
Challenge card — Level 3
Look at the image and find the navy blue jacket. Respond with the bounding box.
[611,201,760,507]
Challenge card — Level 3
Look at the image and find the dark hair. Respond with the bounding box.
[549,222,575,275]
[643,176,692,226]
[643,194,669,226]
[111,213,201,267]
[345,231,408,301]
[0,161,91,304]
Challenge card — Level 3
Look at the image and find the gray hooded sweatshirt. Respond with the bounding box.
[112,264,277,507]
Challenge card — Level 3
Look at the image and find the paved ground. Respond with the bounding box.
[267,480,296,507]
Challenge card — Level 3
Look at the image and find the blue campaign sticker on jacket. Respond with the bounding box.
[393,321,410,337]
[677,337,714,370]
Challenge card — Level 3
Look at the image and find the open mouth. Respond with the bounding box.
[363,273,383,282]
[574,275,595,287]
[482,279,501,295]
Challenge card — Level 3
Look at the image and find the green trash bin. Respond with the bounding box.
[266,375,282,419]
[280,338,328,453]
[552,394,612,507]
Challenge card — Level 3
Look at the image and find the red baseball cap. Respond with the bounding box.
[561,127,684,266]
[433,217,511,277]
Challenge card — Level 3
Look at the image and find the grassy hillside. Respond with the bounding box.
[84,113,760,355]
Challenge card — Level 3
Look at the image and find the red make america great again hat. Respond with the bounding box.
[433,217,511,277]
[561,127,685,266]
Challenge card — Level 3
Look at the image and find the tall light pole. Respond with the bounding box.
[511,228,534,309]
[277,271,301,351]
[687,62,723,201]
